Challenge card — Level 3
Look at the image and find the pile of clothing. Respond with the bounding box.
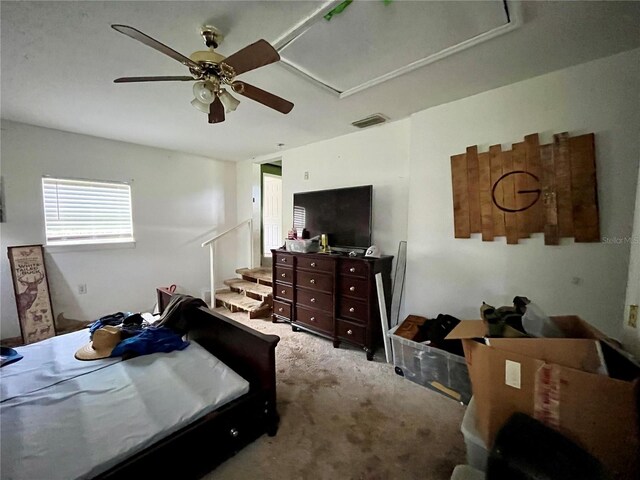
[481,296,564,338]
[75,294,207,361]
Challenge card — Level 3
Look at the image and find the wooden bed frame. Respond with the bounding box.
[97,288,280,479]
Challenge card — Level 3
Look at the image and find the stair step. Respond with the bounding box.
[215,291,271,319]
[224,279,272,300]
[235,267,272,287]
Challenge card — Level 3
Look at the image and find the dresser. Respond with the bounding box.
[271,249,393,361]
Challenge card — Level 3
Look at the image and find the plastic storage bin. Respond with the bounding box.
[285,239,318,253]
[450,465,485,480]
[388,324,471,404]
[461,397,489,472]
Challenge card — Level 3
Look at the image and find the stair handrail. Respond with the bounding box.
[201,218,253,307]
[201,218,252,247]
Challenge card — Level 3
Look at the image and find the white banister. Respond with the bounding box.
[202,219,253,307]
[201,218,252,247]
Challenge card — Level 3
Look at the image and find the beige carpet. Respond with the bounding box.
[203,310,467,480]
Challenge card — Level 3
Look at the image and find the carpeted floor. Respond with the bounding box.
[203,310,466,480]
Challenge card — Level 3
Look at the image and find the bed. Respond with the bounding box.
[0,287,280,479]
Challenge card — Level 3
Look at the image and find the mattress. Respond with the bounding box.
[0,329,250,480]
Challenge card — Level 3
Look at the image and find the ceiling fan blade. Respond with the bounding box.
[233,82,294,114]
[111,24,202,72]
[222,40,280,76]
[114,76,195,83]
[208,96,225,124]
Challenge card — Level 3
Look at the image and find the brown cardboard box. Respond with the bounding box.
[394,315,428,340]
[446,316,640,480]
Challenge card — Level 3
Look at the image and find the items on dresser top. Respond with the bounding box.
[271,249,393,361]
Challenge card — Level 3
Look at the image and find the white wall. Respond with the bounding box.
[404,48,640,341]
[1,121,237,339]
[234,49,639,346]
[235,120,411,267]
[280,120,411,259]
[623,164,640,356]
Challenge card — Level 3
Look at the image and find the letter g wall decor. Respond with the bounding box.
[450,132,599,245]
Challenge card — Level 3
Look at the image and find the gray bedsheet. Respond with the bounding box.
[0,330,250,480]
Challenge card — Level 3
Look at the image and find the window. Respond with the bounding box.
[293,205,306,230]
[42,177,134,246]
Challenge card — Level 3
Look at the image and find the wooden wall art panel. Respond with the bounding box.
[451,132,599,245]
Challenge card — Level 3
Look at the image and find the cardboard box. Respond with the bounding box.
[393,314,428,340]
[446,316,640,480]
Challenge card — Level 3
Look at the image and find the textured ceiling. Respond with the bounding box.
[1,1,639,161]
[281,0,509,92]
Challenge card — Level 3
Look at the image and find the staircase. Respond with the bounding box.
[202,219,273,319]
[214,267,273,319]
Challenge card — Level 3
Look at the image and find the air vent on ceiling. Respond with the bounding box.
[351,114,389,129]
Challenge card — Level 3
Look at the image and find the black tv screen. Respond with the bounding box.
[293,185,372,250]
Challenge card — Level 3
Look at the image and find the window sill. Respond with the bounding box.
[45,241,136,254]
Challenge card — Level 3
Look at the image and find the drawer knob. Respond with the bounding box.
[311,262,316,267]
[347,329,353,335]
[349,286,355,292]
[310,279,316,284]
[278,307,284,312]
[349,307,355,313]
[281,258,287,263]
[311,298,316,303]
[310,317,315,322]
[230,428,239,438]
[281,290,286,294]
[349,267,356,273]
[281,273,286,278]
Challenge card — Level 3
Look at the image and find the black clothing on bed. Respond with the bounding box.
[89,312,147,340]
[155,294,207,335]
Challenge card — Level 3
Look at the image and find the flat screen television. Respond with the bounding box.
[293,185,372,251]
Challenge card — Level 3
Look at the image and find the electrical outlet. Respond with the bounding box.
[304,171,309,180]
[629,305,638,328]
[78,284,87,295]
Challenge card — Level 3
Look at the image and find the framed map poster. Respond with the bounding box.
[7,244,56,344]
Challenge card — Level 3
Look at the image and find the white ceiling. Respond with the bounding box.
[281,0,509,93]
[1,1,639,162]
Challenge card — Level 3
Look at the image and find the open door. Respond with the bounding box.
[261,163,282,267]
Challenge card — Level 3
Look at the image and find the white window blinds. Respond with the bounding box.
[293,205,306,230]
[42,177,134,245]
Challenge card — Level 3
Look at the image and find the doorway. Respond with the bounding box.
[261,163,282,267]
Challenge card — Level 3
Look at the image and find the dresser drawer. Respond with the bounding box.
[297,270,333,293]
[338,298,368,323]
[273,252,294,267]
[296,306,332,333]
[339,259,368,278]
[296,288,333,313]
[273,300,291,320]
[274,283,293,302]
[338,277,369,300]
[297,256,334,273]
[274,266,294,284]
[336,320,365,345]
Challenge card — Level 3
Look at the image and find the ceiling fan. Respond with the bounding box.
[111,24,294,124]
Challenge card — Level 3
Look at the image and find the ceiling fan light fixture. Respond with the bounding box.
[219,89,240,113]
[193,81,216,104]
[191,98,210,114]
[112,25,294,124]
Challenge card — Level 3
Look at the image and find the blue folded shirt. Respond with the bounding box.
[110,326,189,358]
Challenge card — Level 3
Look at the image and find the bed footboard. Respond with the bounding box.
[157,287,280,431]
